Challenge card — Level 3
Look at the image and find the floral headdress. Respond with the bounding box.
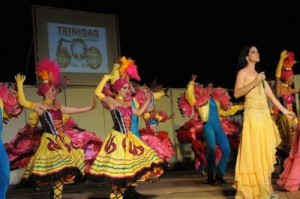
[283,51,295,68]
[119,56,141,81]
[109,56,141,96]
[36,59,68,96]
[281,51,296,81]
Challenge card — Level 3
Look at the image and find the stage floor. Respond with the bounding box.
[7,163,300,199]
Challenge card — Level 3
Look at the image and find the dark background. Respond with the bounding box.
[1,0,300,90]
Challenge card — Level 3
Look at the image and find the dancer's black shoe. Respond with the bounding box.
[207,175,216,185]
[215,175,226,184]
[124,186,143,199]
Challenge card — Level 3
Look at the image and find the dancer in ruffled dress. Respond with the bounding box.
[87,58,165,199]
[15,59,96,199]
[276,50,300,192]
[276,116,300,192]
[5,112,102,172]
[273,50,299,171]
[132,83,175,163]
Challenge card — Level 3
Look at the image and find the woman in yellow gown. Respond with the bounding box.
[233,45,295,199]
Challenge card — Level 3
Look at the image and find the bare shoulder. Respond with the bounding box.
[238,68,248,75]
[236,68,247,79]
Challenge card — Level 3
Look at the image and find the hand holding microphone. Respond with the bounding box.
[261,71,266,88]
[256,71,266,88]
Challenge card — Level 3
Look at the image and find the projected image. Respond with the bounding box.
[48,23,108,73]
[33,5,120,85]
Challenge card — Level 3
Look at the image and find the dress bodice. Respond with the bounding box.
[244,78,270,115]
[111,106,132,133]
[39,109,64,135]
[281,93,294,105]
[279,94,296,113]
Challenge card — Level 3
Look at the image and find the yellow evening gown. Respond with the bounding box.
[233,78,281,199]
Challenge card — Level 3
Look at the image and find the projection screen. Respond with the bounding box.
[32,5,120,85]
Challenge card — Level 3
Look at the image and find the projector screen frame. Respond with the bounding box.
[32,5,120,86]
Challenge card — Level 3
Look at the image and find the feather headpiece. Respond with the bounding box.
[36,59,61,84]
[119,56,141,81]
[283,51,295,69]
[35,59,68,96]
[281,51,296,81]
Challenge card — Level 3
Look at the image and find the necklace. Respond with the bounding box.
[281,83,289,88]
[116,95,124,100]
[43,98,53,105]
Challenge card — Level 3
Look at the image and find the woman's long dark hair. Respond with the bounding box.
[235,45,263,74]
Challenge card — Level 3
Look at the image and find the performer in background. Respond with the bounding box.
[276,51,300,192]
[0,82,23,199]
[273,50,298,171]
[176,76,242,178]
[133,83,175,163]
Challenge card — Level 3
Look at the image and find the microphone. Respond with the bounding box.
[257,67,265,89]
[260,71,265,88]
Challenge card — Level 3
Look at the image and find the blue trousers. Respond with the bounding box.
[0,140,10,199]
[203,123,231,177]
